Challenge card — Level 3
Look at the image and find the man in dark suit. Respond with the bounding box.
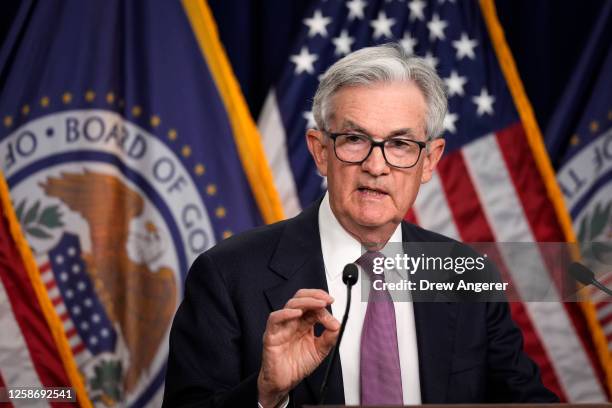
[163,43,558,407]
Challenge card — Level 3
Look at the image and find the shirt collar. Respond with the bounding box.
[318,192,403,280]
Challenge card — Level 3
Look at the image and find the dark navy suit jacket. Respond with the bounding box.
[162,201,558,407]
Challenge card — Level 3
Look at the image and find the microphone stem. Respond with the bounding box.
[319,283,352,404]
[592,279,612,297]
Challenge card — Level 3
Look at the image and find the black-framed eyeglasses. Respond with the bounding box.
[325,132,427,169]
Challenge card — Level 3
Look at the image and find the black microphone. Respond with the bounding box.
[568,262,612,297]
[318,263,358,404]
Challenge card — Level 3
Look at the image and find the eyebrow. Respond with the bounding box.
[339,119,417,138]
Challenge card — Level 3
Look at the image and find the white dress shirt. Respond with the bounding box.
[318,192,422,405]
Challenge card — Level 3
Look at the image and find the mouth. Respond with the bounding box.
[357,186,389,198]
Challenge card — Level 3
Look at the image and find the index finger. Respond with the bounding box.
[293,288,333,303]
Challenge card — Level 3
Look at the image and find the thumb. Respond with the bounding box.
[315,326,340,358]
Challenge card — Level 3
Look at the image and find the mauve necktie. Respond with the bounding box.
[357,251,404,405]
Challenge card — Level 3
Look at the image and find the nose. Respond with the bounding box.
[361,145,389,176]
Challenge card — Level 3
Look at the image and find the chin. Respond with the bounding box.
[353,210,394,228]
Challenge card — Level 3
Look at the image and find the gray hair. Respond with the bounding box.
[312,43,447,140]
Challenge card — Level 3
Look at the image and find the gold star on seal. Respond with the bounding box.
[222,230,233,239]
[3,116,13,128]
[21,105,30,116]
[106,92,115,104]
[206,184,217,196]
[570,134,580,146]
[182,146,191,158]
[589,120,599,133]
[195,164,205,176]
[150,115,161,127]
[131,105,142,117]
[62,92,72,104]
[40,96,50,108]
[85,90,96,102]
[168,129,177,141]
[215,206,226,218]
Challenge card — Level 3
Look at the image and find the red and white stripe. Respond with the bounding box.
[461,130,605,401]
[0,220,75,407]
[413,171,460,240]
[417,128,606,402]
[0,278,50,408]
[258,90,302,218]
[37,256,90,366]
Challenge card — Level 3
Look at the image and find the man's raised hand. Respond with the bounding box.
[257,289,340,407]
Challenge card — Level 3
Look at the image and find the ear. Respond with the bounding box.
[306,129,329,177]
[420,138,445,184]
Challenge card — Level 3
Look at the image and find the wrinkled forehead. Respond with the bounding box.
[326,81,428,137]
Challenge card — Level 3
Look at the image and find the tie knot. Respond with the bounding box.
[355,251,385,278]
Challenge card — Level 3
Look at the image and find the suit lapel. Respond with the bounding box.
[263,201,345,405]
[403,222,457,403]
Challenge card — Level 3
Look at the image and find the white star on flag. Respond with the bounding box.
[400,32,418,55]
[423,52,439,70]
[370,11,396,39]
[408,0,426,21]
[332,30,355,56]
[452,32,478,60]
[303,9,332,38]
[427,13,448,41]
[472,88,495,116]
[346,0,367,21]
[290,47,318,74]
[443,112,458,133]
[444,70,467,97]
[303,110,316,129]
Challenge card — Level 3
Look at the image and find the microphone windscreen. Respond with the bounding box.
[342,263,359,286]
[568,262,595,286]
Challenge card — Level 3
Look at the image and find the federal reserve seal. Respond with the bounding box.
[0,109,215,406]
[558,127,612,273]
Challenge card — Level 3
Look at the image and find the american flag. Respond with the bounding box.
[38,233,117,365]
[258,0,607,402]
[0,178,89,407]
